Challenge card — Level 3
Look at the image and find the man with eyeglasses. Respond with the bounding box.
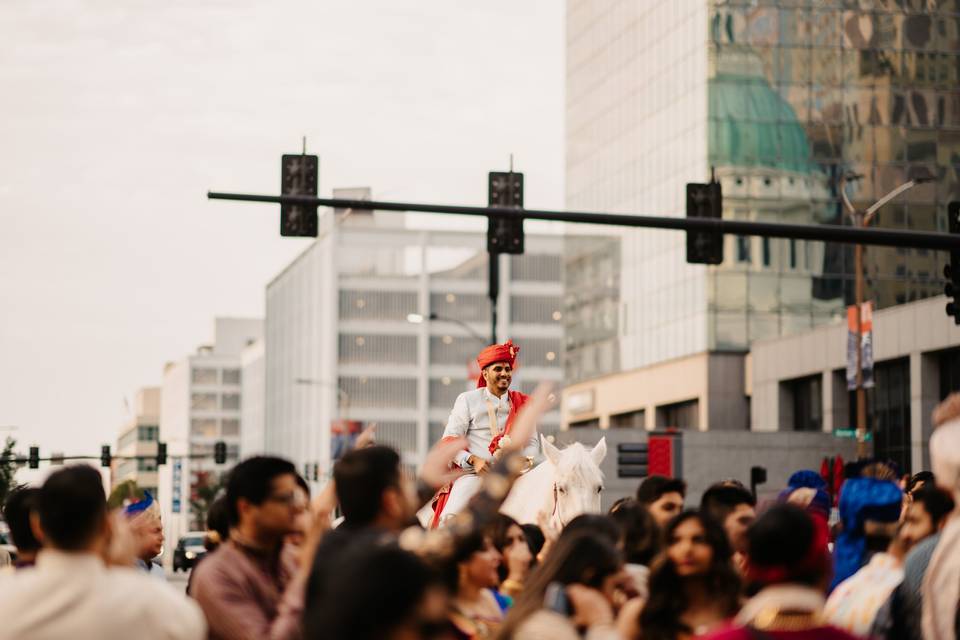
[190,456,318,640]
[430,339,540,527]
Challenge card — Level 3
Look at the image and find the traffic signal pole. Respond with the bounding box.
[208,191,960,252]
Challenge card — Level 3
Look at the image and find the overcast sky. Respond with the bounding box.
[0,0,564,473]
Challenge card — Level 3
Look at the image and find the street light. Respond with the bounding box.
[407,312,488,347]
[839,172,935,459]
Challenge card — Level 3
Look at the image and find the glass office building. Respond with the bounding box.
[566,0,960,381]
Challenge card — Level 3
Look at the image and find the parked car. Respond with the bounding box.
[172,531,207,572]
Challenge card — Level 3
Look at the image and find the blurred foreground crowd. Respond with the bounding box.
[3,388,960,640]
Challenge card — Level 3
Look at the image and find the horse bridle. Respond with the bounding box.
[551,482,566,528]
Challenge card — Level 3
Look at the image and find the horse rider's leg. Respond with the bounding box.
[438,473,482,524]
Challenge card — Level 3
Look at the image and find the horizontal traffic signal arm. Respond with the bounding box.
[208,192,960,252]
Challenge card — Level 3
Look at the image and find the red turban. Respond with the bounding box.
[476,340,519,388]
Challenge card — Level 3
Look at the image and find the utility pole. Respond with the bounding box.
[840,173,933,458]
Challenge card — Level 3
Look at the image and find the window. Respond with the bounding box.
[656,400,699,429]
[138,425,158,442]
[192,368,217,384]
[737,236,751,263]
[940,348,960,399]
[191,393,217,411]
[610,409,645,429]
[221,418,240,436]
[221,393,240,410]
[762,238,771,267]
[190,418,218,437]
[570,418,600,429]
[789,239,797,269]
[222,369,241,385]
[786,375,822,432]
[138,459,157,472]
[872,358,912,475]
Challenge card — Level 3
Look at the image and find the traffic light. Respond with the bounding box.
[28,446,39,469]
[686,180,723,264]
[487,171,524,254]
[156,442,167,466]
[750,465,768,498]
[214,441,227,465]
[100,445,111,468]
[945,202,960,324]
[616,442,649,478]
[280,153,319,237]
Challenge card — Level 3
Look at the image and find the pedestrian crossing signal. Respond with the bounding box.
[214,441,227,465]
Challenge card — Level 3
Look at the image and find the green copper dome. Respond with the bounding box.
[708,73,814,174]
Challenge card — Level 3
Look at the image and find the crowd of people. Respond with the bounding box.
[2,346,960,639]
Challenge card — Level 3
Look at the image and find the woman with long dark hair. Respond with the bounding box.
[444,529,507,639]
[637,510,741,640]
[498,528,633,639]
[488,515,536,601]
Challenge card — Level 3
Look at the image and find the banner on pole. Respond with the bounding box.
[846,302,874,390]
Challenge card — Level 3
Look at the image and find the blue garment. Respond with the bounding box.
[831,478,902,591]
[788,470,827,491]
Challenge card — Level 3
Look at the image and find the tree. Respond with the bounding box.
[0,437,20,508]
[108,479,145,510]
[190,471,224,530]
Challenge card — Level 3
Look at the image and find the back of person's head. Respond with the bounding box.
[305,540,441,640]
[3,485,42,553]
[499,529,622,638]
[746,503,830,591]
[700,483,756,524]
[912,485,955,529]
[641,510,740,640]
[636,475,686,504]
[561,513,621,545]
[205,495,230,549]
[38,465,107,551]
[609,499,660,566]
[520,524,545,559]
[333,445,401,527]
[906,470,935,495]
[225,456,297,526]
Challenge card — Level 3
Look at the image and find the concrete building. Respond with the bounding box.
[157,317,263,558]
[114,387,161,497]
[565,1,960,381]
[240,338,265,458]
[263,205,565,483]
[563,295,960,479]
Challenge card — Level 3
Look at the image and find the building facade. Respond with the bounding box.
[563,295,960,478]
[157,317,262,557]
[565,0,960,379]
[113,386,161,497]
[240,338,265,458]
[263,209,566,483]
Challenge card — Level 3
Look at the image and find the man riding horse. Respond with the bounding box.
[430,340,540,527]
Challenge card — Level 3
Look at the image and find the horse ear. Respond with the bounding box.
[541,433,561,466]
[590,437,607,466]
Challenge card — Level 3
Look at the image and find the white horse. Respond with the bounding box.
[501,435,607,529]
[420,435,607,529]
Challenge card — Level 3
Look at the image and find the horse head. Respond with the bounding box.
[541,434,607,528]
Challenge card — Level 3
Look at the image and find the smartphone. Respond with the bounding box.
[543,581,570,616]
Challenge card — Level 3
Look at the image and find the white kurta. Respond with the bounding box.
[0,550,206,640]
[439,386,539,520]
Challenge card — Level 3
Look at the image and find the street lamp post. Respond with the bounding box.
[406,312,488,347]
[840,174,934,458]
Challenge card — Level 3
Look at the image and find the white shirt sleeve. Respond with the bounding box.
[442,392,474,469]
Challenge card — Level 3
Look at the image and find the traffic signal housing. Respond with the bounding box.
[214,441,227,465]
[487,171,524,254]
[28,446,39,469]
[280,154,319,237]
[946,201,960,324]
[686,181,723,264]
[156,442,168,466]
[616,442,649,478]
[100,445,111,468]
